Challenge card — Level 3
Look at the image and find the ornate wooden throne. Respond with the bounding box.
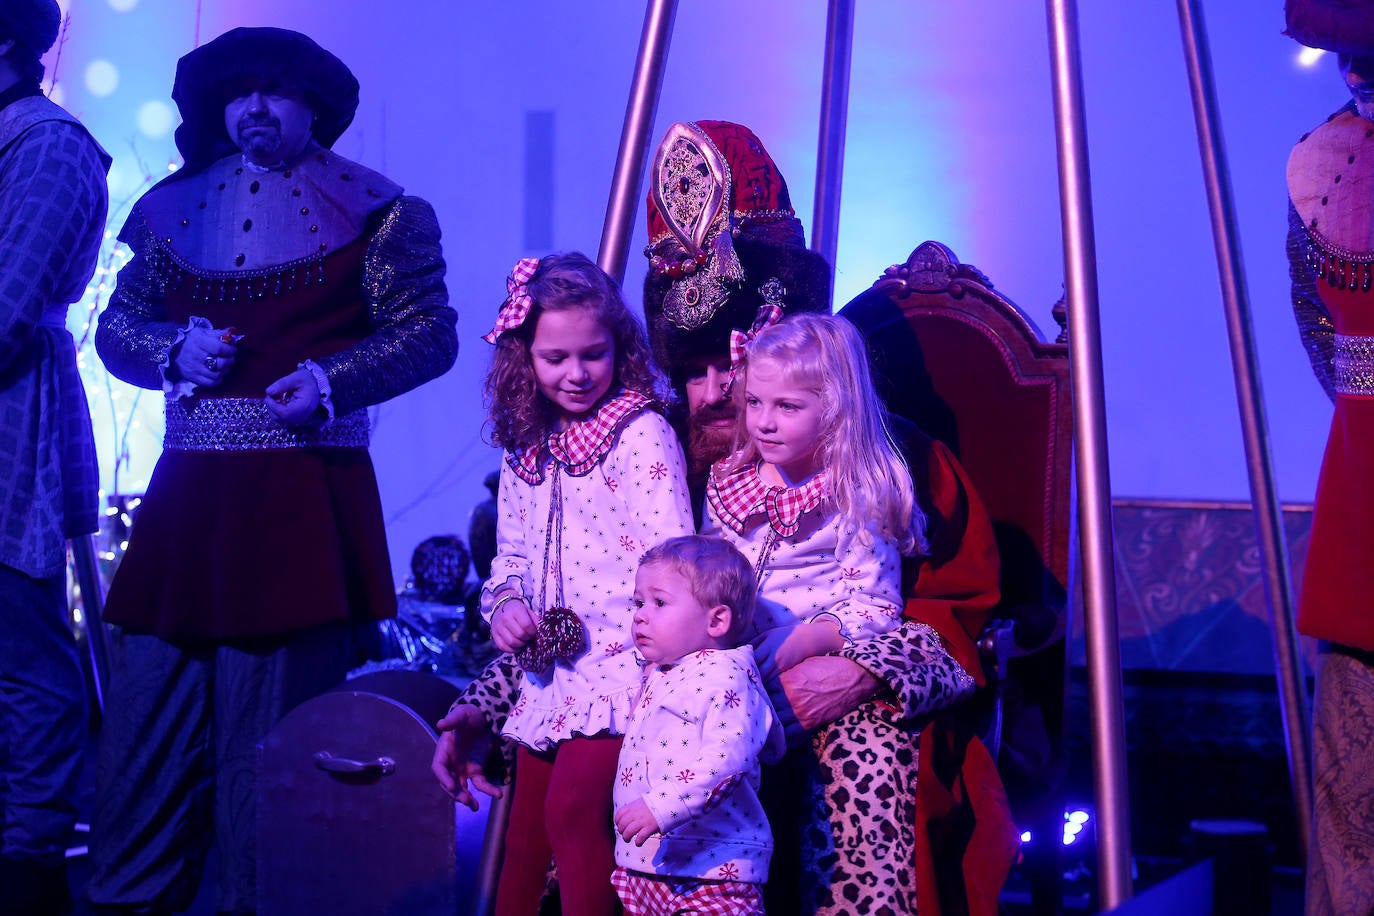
[839,239,1073,914]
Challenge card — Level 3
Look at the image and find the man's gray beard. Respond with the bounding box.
[239,127,282,160]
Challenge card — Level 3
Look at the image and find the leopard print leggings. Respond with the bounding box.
[798,703,920,916]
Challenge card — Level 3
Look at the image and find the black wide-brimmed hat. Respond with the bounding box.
[0,0,61,56]
[171,27,359,172]
[1285,0,1374,55]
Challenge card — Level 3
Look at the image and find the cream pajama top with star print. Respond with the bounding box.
[484,393,694,752]
[613,646,784,882]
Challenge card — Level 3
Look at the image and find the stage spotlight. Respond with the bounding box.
[1017,807,1095,847]
[1063,808,1092,846]
[1298,46,1327,67]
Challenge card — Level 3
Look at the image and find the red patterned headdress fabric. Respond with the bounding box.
[643,120,831,382]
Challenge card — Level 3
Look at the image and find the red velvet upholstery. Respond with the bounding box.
[840,240,1073,915]
[841,240,1071,614]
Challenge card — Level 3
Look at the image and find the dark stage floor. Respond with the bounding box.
[62,665,1311,915]
[63,851,1306,916]
[63,795,1307,916]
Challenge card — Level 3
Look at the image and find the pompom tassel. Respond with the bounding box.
[515,605,588,675]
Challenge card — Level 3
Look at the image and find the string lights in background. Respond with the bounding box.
[44,0,198,601]
[47,0,192,509]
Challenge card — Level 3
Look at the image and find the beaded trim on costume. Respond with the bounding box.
[164,397,369,451]
[144,232,329,304]
[1301,227,1374,294]
[1293,106,1374,294]
[1333,334,1374,395]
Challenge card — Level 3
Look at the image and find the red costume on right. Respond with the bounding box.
[1288,106,1374,653]
[1284,3,1374,911]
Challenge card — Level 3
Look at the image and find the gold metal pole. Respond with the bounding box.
[72,533,109,714]
[1174,0,1313,860]
[471,788,511,916]
[811,0,855,293]
[597,0,678,283]
[1044,0,1134,906]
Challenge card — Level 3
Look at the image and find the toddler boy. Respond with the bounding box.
[612,535,784,915]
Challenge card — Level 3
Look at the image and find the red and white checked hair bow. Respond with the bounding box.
[725,302,784,394]
[482,257,542,344]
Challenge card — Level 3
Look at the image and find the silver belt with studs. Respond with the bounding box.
[163,397,369,451]
[1334,334,1374,396]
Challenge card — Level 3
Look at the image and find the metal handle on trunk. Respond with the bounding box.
[313,751,396,776]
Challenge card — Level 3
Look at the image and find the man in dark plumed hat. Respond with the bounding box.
[643,120,1008,916]
[0,2,110,914]
[86,27,456,915]
[1283,3,1374,912]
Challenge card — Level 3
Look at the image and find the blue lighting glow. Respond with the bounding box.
[1020,808,1093,847]
[1062,808,1092,846]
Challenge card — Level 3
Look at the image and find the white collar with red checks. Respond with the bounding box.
[506,390,654,485]
[706,459,830,537]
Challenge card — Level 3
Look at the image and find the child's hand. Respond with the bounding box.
[431,703,502,811]
[751,620,844,683]
[613,798,661,846]
[490,596,538,653]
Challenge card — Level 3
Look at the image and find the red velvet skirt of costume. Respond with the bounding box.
[1301,397,1374,651]
[104,446,395,641]
[1299,281,1374,652]
[102,237,398,642]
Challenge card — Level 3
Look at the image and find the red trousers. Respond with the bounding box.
[497,734,624,916]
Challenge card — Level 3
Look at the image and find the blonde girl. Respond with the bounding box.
[707,310,925,681]
[705,309,930,913]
